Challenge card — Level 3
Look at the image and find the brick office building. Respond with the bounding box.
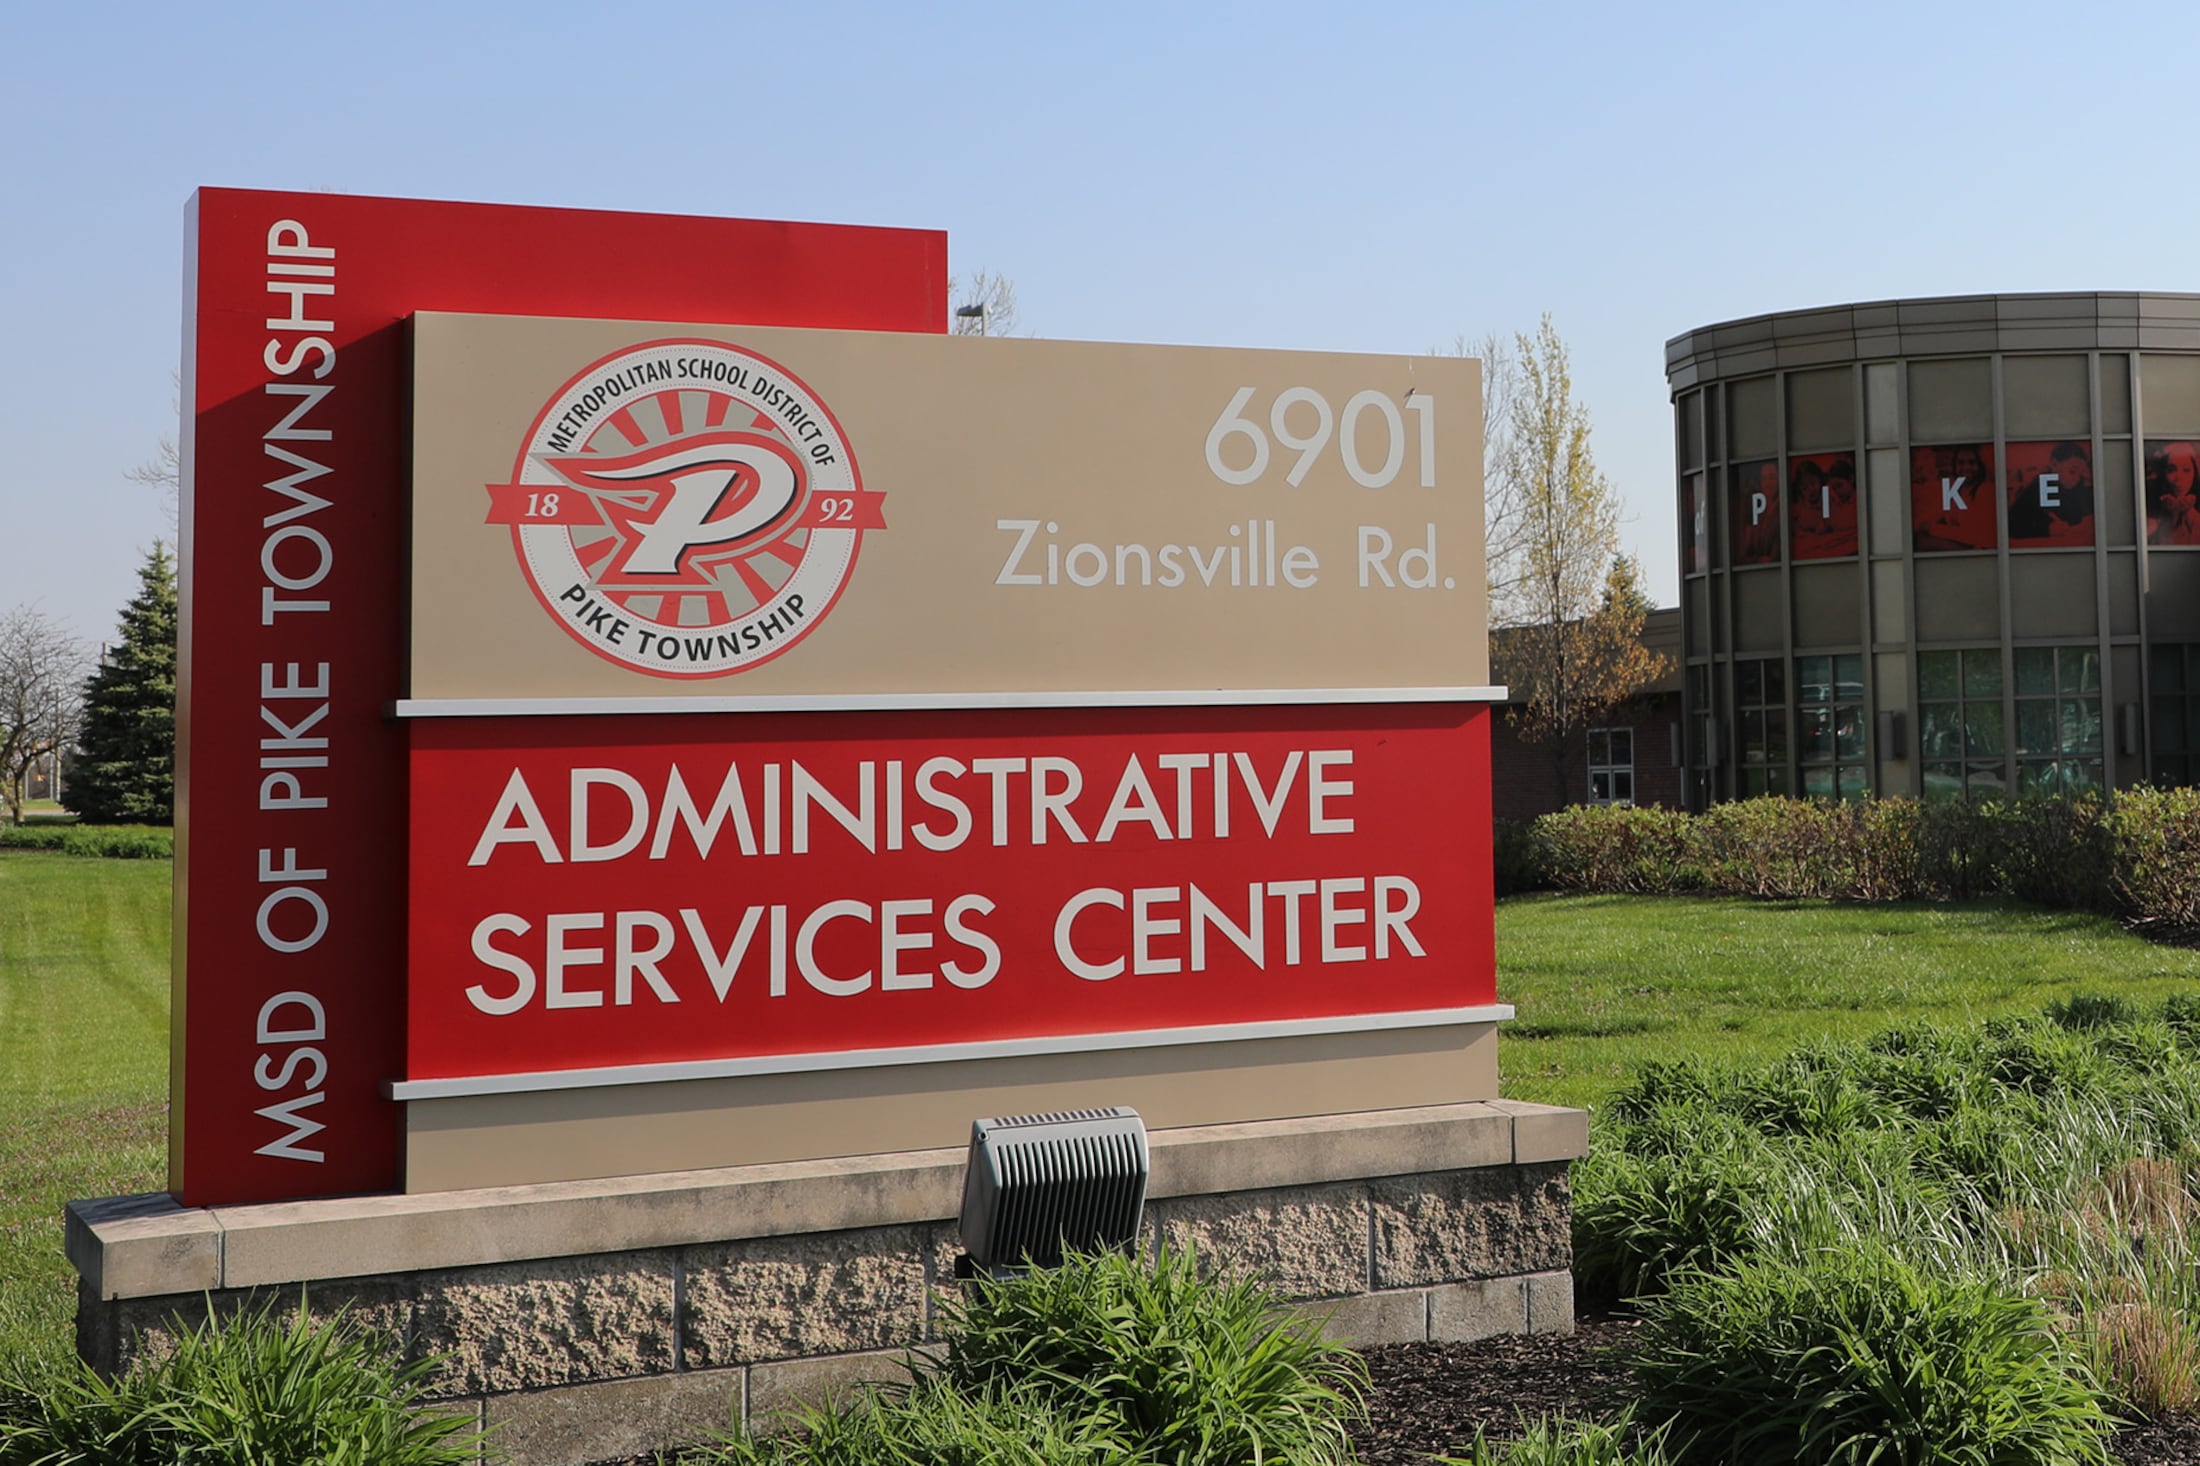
[1490,607,1684,822]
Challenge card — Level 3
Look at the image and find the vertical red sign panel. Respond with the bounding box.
[180,189,944,1205]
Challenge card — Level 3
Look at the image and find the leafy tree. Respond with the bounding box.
[1490,316,1668,804]
[0,607,86,825]
[63,543,176,825]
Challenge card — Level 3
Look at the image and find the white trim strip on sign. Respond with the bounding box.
[386,1003,1517,1101]
[390,686,1509,718]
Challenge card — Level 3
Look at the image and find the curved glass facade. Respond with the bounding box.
[1667,294,2200,807]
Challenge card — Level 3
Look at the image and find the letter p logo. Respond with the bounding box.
[549,431,806,580]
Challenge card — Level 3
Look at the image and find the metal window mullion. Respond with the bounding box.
[1992,353,2017,797]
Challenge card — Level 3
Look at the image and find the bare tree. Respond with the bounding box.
[950,270,1021,336]
[130,374,182,533]
[1439,333,1529,626]
[0,607,90,825]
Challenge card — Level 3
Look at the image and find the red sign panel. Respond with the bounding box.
[180,189,944,1205]
[1910,443,1998,552]
[405,706,1494,1084]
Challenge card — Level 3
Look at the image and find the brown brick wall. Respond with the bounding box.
[1491,694,1684,823]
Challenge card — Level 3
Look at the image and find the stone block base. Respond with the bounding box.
[71,1101,1585,1466]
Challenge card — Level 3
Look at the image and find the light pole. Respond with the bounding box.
[954,303,988,336]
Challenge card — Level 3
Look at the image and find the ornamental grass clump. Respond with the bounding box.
[1632,1249,2115,1466]
[1579,997,2200,1427]
[700,1377,1136,1466]
[1434,1407,1676,1465]
[696,1246,1366,1466]
[933,1245,1367,1466]
[0,1296,486,1466]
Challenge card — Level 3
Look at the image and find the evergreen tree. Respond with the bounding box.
[64,543,176,824]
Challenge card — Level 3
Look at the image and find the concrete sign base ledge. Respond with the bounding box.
[69,1100,1588,1466]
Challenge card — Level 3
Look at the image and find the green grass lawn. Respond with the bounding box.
[0,851,170,1377]
[1497,893,2200,1112]
[0,857,2196,1378]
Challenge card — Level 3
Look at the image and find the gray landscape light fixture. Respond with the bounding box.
[954,302,988,334]
[957,1107,1149,1278]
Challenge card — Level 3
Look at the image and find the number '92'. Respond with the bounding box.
[1204,388,1435,490]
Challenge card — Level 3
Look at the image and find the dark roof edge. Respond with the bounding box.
[1665,291,2200,391]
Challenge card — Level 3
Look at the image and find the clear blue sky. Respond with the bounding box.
[7,0,2199,644]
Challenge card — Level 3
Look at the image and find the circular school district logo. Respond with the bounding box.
[487,339,884,679]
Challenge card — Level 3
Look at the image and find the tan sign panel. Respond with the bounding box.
[408,314,1484,700]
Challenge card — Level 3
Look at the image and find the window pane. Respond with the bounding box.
[1834,706,1865,759]
[2063,649,2101,695]
[1838,767,1868,803]
[1924,762,1964,801]
[1800,707,1833,759]
[2018,761,2057,797]
[1764,708,1787,760]
[2017,700,2058,756]
[2064,698,2102,754]
[1802,765,1835,799]
[1963,648,2002,698]
[2015,647,2056,697]
[1764,659,1786,703]
[1798,656,1831,703]
[2157,698,2189,755]
[1765,766,1789,796]
[1922,703,1965,759]
[1613,772,1634,802]
[1591,772,1611,801]
[2153,645,2187,694]
[1611,729,1633,763]
[1967,762,2009,798]
[1919,651,1960,700]
[1738,660,1763,706]
[1968,702,2005,757]
[2068,760,2103,794]
[1588,730,1609,765]
[1835,654,1863,699]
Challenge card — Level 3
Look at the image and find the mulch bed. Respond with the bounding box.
[1354,1313,2200,1465]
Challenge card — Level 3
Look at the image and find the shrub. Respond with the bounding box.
[0,1297,486,1465]
[1632,1250,2114,1466]
[2105,785,2200,929]
[1975,797,2115,912]
[1695,798,1862,899]
[1509,789,2192,924]
[1533,805,1700,895]
[1493,817,1548,896]
[0,823,172,859]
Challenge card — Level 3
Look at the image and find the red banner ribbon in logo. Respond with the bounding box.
[790,490,889,531]
[484,482,608,526]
